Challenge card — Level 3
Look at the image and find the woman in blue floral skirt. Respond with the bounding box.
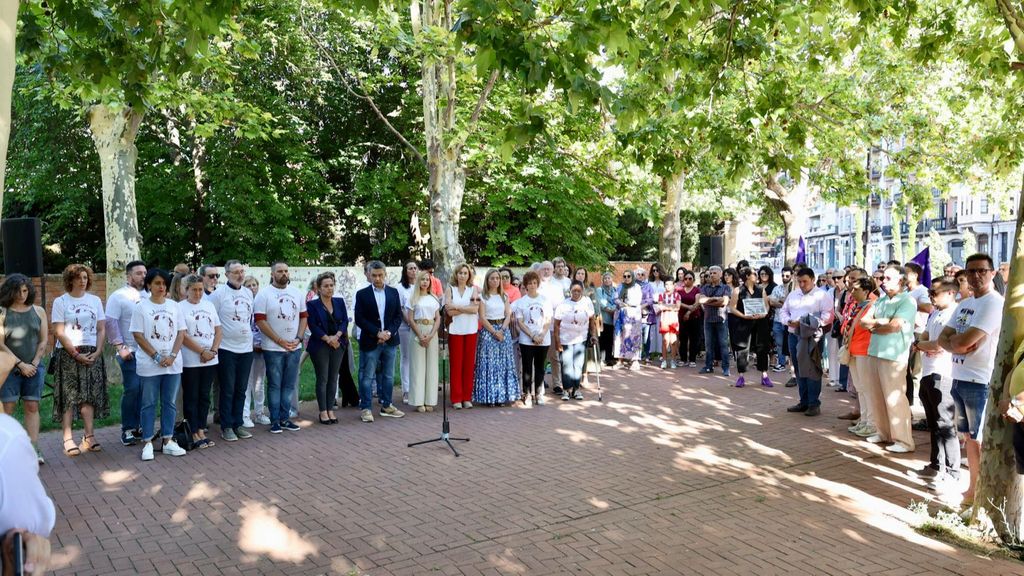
[614,269,644,369]
[473,269,521,406]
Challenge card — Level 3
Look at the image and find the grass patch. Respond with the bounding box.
[908,500,1024,562]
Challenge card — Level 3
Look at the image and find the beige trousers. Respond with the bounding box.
[862,356,914,448]
[409,330,439,407]
[849,356,873,427]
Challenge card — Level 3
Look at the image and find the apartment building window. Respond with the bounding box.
[978,234,989,255]
[1001,232,1008,264]
[981,197,989,214]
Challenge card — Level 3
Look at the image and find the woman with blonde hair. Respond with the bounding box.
[445,263,480,409]
[405,271,441,411]
[473,269,520,406]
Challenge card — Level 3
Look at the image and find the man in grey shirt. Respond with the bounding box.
[698,266,731,376]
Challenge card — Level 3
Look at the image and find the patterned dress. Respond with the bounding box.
[614,284,643,361]
[473,294,521,404]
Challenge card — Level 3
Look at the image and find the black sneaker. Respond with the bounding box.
[120,430,138,446]
[553,386,563,395]
[282,420,301,432]
[786,404,808,413]
[912,419,929,431]
[699,367,714,374]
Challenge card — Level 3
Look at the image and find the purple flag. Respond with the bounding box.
[910,247,931,287]
[796,236,806,265]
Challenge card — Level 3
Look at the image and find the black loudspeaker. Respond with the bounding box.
[698,235,724,267]
[2,218,44,276]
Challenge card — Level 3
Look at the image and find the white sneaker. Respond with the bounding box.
[537,394,547,405]
[865,434,886,444]
[453,402,463,409]
[141,442,154,461]
[669,361,677,369]
[660,360,667,369]
[561,391,571,401]
[853,424,878,438]
[885,442,913,454]
[522,395,533,408]
[463,401,473,409]
[161,440,187,456]
[241,417,255,429]
[255,415,272,426]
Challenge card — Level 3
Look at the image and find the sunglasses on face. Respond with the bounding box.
[623,274,632,279]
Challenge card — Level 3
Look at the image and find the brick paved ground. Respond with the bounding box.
[37,366,1024,575]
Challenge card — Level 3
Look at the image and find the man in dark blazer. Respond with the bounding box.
[353,261,406,422]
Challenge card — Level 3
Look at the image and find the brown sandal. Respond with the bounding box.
[79,434,102,453]
[63,438,81,457]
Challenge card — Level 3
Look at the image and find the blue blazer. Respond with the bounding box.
[354,285,402,350]
[306,297,349,355]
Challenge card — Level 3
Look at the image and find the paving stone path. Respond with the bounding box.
[37,366,1024,575]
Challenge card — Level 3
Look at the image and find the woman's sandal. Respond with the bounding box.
[63,438,81,457]
[79,434,102,453]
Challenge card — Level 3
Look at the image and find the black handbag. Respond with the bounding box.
[172,420,195,451]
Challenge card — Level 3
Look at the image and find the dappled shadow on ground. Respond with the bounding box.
[36,363,1021,575]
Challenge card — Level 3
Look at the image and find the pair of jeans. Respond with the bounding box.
[117,356,141,432]
[920,373,960,476]
[952,379,988,442]
[703,322,730,372]
[182,365,215,432]
[772,321,788,367]
[358,343,397,411]
[559,342,586,391]
[218,349,254,432]
[140,373,181,441]
[265,348,302,423]
[312,345,345,412]
[788,332,823,408]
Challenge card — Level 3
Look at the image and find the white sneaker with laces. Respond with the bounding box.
[865,434,886,444]
[241,417,255,429]
[161,440,187,456]
[255,415,272,426]
[561,391,570,401]
[141,442,154,461]
[660,360,667,369]
[463,401,473,409]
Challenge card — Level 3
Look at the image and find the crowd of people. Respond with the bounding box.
[1,253,1023,507]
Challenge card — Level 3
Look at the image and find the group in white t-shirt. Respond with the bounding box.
[179,299,222,368]
[209,283,255,353]
[513,294,553,346]
[130,298,187,377]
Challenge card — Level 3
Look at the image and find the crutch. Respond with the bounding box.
[587,343,603,402]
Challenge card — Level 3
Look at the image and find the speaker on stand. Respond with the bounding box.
[698,235,724,267]
[2,217,46,307]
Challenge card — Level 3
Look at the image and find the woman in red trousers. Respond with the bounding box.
[445,263,480,409]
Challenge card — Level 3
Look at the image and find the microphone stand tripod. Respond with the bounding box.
[407,304,470,456]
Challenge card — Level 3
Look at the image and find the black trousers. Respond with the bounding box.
[678,316,702,363]
[521,344,549,396]
[599,323,615,366]
[733,320,769,374]
[312,345,345,412]
[920,373,960,476]
[182,365,216,433]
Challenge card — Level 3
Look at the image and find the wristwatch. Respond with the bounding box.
[1011,398,1022,408]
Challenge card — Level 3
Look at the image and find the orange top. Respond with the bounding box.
[848,300,875,357]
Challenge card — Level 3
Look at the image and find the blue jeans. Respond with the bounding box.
[952,380,989,442]
[264,348,302,423]
[560,342,587,390]
[218,349,254,431]
[641,323,653,360]
[788,332,823,408]
[359,344,397,411]
[117,355,141,432]
[772,322,788,367]
[703,322,730,371]
[140,373,181,441]
[0,363,46,402]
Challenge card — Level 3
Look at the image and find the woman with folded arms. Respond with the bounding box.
[446,263,480,409]
[306,272,349,424]
[0,274,48,463]
[473,269,520,406]
[675,269,702,368]
[52,264,107,458]
[405,271,441,412]
[180,274,222,448]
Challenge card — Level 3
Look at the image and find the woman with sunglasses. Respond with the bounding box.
[613,270,643,370]
[841,277,878,436]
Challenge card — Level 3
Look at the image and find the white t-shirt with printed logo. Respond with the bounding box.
[209,283,254,353]
[253,284,305,353]
[129,298,185,377]
[514,294,553,346]
[555,298,594,346]
[921,307,955,378]
[179,299,221,368]
[52,293,104,348]
[946,290,1004,384]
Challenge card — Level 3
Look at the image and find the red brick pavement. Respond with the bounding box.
[35,367,1024,575]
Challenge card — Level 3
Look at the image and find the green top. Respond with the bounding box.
[867,292,917,363]
[2,307,42,363]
